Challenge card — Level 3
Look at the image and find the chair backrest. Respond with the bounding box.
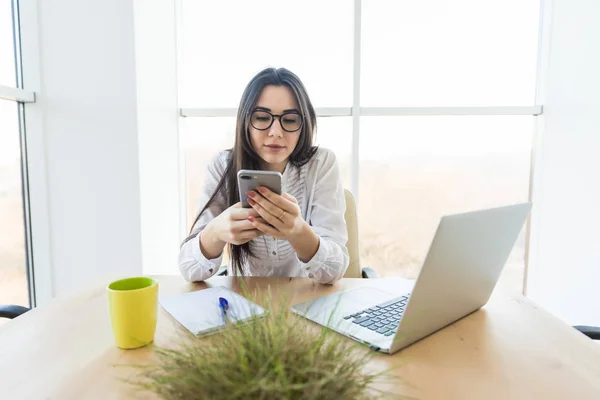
[343,189,361,278]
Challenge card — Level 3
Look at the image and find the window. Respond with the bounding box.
[361,0,540,106]
[182,116,353,228]
[0,0,16,86]
[0,0,31,312]
[179,0,353,107]
[359,116,533,291]
[0,101,28,310]
[314,117,353,189]
[181,117,235,228]
[178,0,541,293]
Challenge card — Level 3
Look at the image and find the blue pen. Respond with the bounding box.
[218,297,230,325]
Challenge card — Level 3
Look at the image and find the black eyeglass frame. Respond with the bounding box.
[249,109,304,133]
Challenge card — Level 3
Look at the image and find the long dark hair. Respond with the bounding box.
[185,67,318,275]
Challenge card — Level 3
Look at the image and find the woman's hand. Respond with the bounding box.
[247,187,320,262]
[200,202,264,259]
[245,187,306,240]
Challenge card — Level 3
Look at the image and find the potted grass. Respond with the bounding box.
[127,287,405,399]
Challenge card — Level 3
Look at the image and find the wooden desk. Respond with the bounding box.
[1,276,599,399]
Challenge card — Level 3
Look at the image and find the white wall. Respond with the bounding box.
[528,0,600,326]
[133,0,182,275]
[19,0,181,301]
[21,1,144,299]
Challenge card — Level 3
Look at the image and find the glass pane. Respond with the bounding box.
[314,117,352,190]
[362,0,541,106]
[0,100,28,312]
[0,0,17,85]
[359,116,533,293]
[179,0,353,107]
[181,117,235,229]
[182,116,353,229]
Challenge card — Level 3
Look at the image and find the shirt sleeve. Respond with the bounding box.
[178,152,229,282]
[298,149,350,284]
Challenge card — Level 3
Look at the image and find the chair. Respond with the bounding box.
[0,305,30,319]
[573,326,600,340]
[217,189,378,278]
[343,189,378,278]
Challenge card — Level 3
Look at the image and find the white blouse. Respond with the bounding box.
[178,147,349,284]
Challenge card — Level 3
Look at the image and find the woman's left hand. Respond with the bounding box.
[246,186,306,241]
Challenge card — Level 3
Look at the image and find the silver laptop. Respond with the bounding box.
[291,203,532,354]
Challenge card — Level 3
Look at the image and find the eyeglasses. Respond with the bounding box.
[250,109,303,133]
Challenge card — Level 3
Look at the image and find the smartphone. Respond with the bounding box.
[237,169,283,208]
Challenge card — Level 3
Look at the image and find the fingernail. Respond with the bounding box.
[248,216,255,222]
[246,191,255,198]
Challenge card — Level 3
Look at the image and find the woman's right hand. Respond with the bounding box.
[200,202,263,259]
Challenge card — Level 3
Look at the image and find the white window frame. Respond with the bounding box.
[0,85,35,103]
[179,0,543,199]
[176,0,546,294]
[178,0,544,197]
[6,0,54,307]
[0,85,36,307]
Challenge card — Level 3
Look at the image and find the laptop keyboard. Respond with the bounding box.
[343,294,411,337]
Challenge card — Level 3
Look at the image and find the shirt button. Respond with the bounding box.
[308,273,314,279]
[272,251,276,255]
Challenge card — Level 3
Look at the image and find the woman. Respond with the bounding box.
[179,67,349,284]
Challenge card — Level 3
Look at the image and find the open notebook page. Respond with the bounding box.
[160,286,266,337]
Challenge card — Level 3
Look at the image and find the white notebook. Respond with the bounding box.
[160,286,266,337]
